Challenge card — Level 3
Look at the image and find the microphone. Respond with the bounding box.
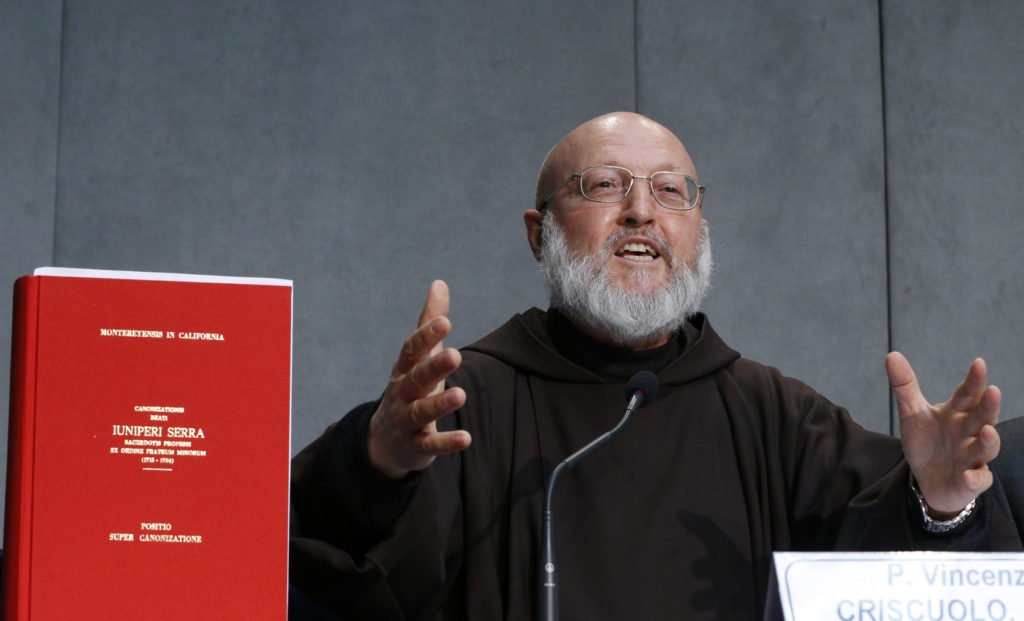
[537,370,659,621]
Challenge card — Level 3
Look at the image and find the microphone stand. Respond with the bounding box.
[537,389,646,621]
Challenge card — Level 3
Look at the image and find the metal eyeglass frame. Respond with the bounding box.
[539,164,706,211]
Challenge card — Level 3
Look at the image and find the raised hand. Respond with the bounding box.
[367,280,471,479]
[887,352,1002,517]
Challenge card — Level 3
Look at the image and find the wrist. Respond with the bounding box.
[366,417,412,480]
[367,442,412,480]
[909,474,976,533]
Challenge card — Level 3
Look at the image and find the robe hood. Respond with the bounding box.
[462,307,741,386]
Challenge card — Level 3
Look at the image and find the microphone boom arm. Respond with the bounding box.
[537,388,648,621]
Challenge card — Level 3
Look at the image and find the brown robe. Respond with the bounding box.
[290,310,1021,620]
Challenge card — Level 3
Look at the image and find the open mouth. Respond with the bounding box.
[615,241,660,262]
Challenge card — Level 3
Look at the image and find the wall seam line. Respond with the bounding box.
[51,0,68,268]
[878,0,896,435]
[633,0,640,112]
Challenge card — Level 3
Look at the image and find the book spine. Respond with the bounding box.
[3,275,40,621]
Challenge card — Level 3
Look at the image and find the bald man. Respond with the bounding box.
[290,113,1020,620]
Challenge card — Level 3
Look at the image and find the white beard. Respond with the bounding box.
[539,212,713,349]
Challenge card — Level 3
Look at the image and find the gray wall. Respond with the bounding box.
[3,1,1022,533]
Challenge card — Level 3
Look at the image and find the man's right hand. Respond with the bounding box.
[367,280,471,479]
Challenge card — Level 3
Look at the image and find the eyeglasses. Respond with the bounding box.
[540,165,706,211]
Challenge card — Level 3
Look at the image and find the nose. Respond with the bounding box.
[618,179,657,227]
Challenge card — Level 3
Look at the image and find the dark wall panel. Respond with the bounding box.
[883,2,1024,425]
[51,1,636,455]
[1,0,63,533]
[640,1,890,431]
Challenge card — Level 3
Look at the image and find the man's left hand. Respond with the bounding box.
[887,352,1002,518]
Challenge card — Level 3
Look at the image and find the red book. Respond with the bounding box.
[3,268,292,620]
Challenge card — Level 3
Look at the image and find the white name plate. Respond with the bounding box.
[774,552,1024,621]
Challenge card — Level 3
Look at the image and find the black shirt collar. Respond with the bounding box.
[546,309,684,380]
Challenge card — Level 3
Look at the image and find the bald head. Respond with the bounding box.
[534,112,697,210]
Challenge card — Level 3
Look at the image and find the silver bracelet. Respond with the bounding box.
[909,474,976,534]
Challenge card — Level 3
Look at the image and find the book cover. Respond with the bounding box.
[3,267,292,620]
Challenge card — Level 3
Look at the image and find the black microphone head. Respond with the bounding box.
[625,370,659,407]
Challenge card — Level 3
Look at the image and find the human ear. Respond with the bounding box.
[524,209,544,261]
